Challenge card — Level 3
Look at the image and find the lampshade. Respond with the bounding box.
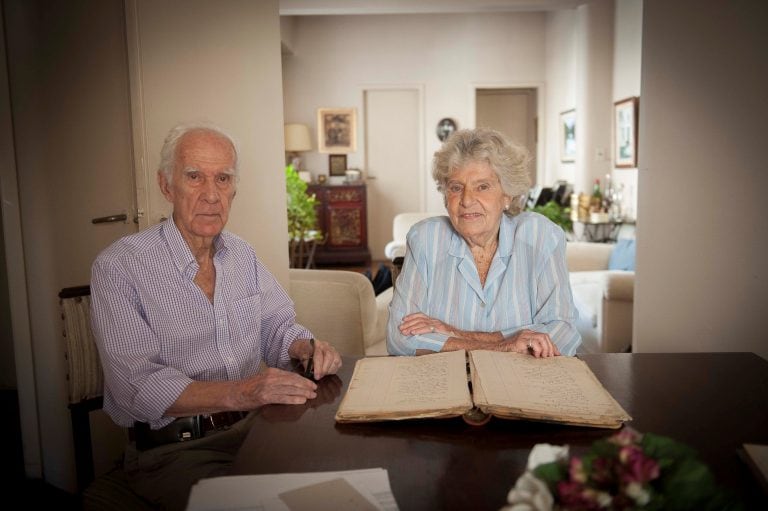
[284,123,312,152]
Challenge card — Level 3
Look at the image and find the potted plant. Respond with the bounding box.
[285,164,322,268]
[530,200,573,234]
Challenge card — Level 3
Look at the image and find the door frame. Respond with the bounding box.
[468,82,545,186]
[0,7,42,477]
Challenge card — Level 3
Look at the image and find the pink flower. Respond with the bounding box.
[619,446,660,484]
[589,456,615,486]
[609,427,642,447]
[569,456,588,484]
[557,481,603,510]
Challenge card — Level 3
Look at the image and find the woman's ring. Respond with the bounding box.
[430,326,435,333]
[527,339,533,349]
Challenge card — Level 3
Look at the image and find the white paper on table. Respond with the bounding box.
[186,467,399,511]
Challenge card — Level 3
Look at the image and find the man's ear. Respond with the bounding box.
[158,171,174,202]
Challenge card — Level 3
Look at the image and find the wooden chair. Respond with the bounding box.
[59,285,103,492]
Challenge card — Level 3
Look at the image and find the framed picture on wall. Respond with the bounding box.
[317,107,357,154]
[328,154,347,176]
[560,109,576,162]
[614,97,638,168]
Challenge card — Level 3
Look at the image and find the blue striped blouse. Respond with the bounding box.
[386,213,581,356]
[90,218,311,429]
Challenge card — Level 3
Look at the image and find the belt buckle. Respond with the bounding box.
[134,416,203,450]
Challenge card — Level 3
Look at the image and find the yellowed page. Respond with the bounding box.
[470,351,631,428]
[335,350,472,422]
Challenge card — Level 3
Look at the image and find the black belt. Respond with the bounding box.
[133,411,248,451]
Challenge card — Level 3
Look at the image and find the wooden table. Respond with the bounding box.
[231,353,768,510]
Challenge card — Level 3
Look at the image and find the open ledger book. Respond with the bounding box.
[335,350,631,429]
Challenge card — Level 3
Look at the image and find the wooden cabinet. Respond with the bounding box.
[307,183,371,265]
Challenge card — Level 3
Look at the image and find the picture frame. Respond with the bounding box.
[317,107,357,154]
[328,154,347,176]
[614,97,638,168]
[560,109,576,162]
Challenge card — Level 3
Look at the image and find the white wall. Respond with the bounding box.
[282,12,547,216]
[129,0,289,284]
[543,9,578,187]
[284,3,643,231]
[634,0,768,359]
[612,0,642,220]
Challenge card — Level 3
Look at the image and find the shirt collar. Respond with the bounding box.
[448,213,517,260]
[161,217,229,277]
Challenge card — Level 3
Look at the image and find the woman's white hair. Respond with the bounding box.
[432,127,531,216]
[158,122,240,183]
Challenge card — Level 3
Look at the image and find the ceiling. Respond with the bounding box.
[279,0,583,16]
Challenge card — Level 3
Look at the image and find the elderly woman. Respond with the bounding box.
[387,128,581,357]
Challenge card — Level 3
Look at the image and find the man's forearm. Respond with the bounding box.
[164,380,243,417]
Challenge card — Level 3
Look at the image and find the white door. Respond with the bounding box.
[2,0,138,487]
[476,88,538,185]
[364,89,421,260]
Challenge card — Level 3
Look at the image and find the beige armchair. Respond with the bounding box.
[288,269,389,357]
[566,242,634,353]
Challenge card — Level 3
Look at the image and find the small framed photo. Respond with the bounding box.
[614,97,638,168]
[328,154,347,176]
[317,107,357,154]
[560,109,576,162]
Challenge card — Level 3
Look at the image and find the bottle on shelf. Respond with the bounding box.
[590,178,602,212]
[602,174,613,214]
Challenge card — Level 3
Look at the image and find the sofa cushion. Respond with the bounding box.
[608,239,636,271]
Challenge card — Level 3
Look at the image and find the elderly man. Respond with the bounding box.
[90,123,341,509]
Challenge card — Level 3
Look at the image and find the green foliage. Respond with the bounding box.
[285,165,321,241]
[530,200,573,232]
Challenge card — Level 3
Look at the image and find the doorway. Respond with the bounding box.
[475,88,538,185]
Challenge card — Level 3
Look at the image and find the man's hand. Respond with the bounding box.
[289,338,342,380]
[238,367,318,407]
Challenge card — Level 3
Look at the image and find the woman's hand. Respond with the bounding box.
[502,329,560,358]
[399,312,456,337]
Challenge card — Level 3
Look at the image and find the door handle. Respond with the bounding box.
[92,214,128,224]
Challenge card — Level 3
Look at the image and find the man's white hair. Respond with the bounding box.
[158,122,240,183]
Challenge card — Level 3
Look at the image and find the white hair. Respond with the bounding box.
[158,122,240,183]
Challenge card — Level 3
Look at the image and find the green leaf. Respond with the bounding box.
[285,166,321,242]
[533,461,567,490]
[529,200,572,232]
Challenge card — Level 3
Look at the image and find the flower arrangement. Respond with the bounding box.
[502,428,741,511]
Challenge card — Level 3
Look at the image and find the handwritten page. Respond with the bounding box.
[335,350,472,422]
[470,351,631,428]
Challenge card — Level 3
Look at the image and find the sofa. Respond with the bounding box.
[566,241,635,353]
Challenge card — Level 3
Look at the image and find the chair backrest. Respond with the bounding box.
[385,212,440,260]
[288,269,378,357]
[60,286,103,403]
[59,285,104,491]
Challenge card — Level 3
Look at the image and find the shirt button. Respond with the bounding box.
[480,302,486,308]
[226,357,234,363]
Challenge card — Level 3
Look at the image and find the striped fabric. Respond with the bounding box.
[91,218,310,429]
[387,213,581,356]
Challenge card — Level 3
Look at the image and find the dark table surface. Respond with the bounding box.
[231,353,768,510]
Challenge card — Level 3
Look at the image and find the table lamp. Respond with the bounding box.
[284,123,312,172]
